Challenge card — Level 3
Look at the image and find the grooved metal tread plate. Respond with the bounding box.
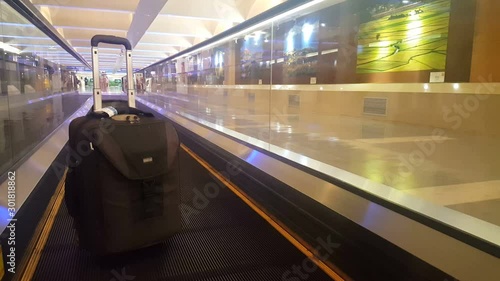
[31,148,333,281]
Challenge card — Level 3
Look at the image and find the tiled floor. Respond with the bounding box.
[138,92,500,227]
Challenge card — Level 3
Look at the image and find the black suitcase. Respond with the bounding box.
[64,35,181,255]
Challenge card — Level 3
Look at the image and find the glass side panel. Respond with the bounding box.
[0,1,88,176]
[138,0,500,247]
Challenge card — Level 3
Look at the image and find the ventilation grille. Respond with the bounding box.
[288,94,300,107]
[363,98,387,116]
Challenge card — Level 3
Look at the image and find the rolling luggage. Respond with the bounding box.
[64,35,181,255]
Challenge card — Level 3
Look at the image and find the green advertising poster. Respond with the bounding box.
[357,0,451,74]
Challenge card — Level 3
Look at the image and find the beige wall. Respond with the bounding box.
[470,0,500,82]
[183,85,500,136]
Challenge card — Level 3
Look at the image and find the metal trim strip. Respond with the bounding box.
[189,83,500,95]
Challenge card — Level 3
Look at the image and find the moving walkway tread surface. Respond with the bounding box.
[30,146,334,280]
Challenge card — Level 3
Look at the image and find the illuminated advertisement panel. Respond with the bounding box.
[357,0,451,74]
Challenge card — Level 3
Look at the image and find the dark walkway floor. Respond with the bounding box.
[31,145,333,280]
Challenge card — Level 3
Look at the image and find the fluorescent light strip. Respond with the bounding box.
[33,58,78,62]
[75,47,122,51]
[158,13,243,23]
[81,56,120,60]
[81,53,164,59]
[2,22,35,28]
[53,26,127,32]
[43,57,79,60]
[132,57,161,60]
[132,54,169,58]
[43,61,80,63]
[146,31,210,39]
[176,0,335,60]
[48,61,81,63]
[68,39,96,42]
[79,48,168,54]
[31,55,74,58]
[0,42,21,54]
[321,48,338,55]
[306,52,319,58]
[28,50,74,54]
[11,44,60,48]
[144,57,163,60]
[84,60,120,63]
[0,35,51,40]
[28,49,68,52]
[50,63,82,65]
[35,4,132,14]
[83,53,168,59]
[137,42,187,47]
[82,56,120,58]
[134,50,171,53]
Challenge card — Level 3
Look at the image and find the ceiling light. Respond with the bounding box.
[175,0,327,60]
[0,42,21,54]
[146,31,210,39]
[138,42,187,47]
[1,35,50,40]
[54,26,126,32]
[36,4,132,14]
[159,13,243,23]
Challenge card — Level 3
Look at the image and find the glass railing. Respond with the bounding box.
[138,0,500,251]
[0,1,89,176]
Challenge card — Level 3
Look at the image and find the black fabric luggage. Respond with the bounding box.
[64,35,181,255]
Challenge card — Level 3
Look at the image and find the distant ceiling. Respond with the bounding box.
[27,0,286,71]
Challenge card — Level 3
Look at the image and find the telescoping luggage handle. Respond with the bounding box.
[91,35,135,111]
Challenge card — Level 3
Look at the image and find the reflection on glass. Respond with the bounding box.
[138,0,500,246]
[0,2,87,176]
